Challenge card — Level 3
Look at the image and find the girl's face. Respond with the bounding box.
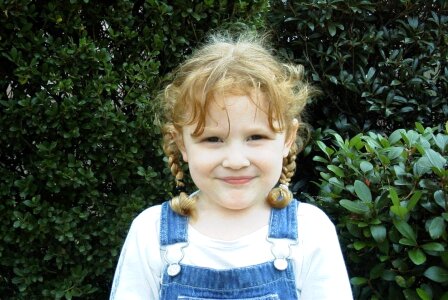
[178,93,298,215]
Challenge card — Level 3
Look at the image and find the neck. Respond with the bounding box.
[191,200,271,241]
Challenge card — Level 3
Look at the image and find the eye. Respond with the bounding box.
[247,135,265,141]
[203,136,222,143]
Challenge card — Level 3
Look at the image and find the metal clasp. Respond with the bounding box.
[266,237,298,271]
[162,242,189,277]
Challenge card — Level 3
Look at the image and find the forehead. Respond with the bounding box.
[179,88,284,137]
[206,93,268,124]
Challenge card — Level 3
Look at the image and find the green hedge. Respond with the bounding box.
[0,0,267,298]
[2,0,447,298]
[306,123,448,299]
[268,0,448,134]
[267,2,448,299]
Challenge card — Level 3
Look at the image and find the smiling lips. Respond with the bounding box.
[220,176,254,185]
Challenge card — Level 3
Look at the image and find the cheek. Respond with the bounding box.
[255,147,284,173]
[185,153,211,176]
[271,157,284,179]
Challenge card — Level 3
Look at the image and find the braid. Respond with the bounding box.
[279,143,298,186]
[266,143,298,208]
[162,126,196,217]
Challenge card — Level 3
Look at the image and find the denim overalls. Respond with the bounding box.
[159,200,299,299]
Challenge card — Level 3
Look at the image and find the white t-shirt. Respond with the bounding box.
[110,202,353,299]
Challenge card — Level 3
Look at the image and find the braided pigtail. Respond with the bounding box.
[266,143,298,208]
[163,126,196,217]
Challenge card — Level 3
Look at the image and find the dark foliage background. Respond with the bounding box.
[1,0,447,299]
[0,0,267,298]
[269,0,447,135]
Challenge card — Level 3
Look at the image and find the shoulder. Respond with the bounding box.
[296,201,337,238]
[126,203,163,239]
[297,201,333,223]
[120,202,165,266]
[133,203,163,224]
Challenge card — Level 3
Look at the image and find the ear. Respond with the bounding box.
[283,119,299,157]
[173,130,188,162]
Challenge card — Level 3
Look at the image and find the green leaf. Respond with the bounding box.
[360,161,373,172]
[350,277,368,286]
[424,266,448,283]
[408,16,419,28]
[434,190,446,208]
[389,187,400,206]
[333,133,345,147]
[414,157,432,176]
[320,172,331,181]
[391,79,401,86]
[394,220,417,245]
[389,129,405,144]
[391,205,408,219]
[386,147,404,160]
[316,141,334,157]
[354,180,372,202]
[328,75,339,85]
[395,275,407,288]
[354,241,366,250]
[394,95,407,103]
[329,177,345,189]
[407,190,422,211]
[443,213,448,222]
[428,217,445,239]
[137,166,145,176]
[327,165,345,177]
[313,156,329,163]
[328,23,336,36]
[349,134,363,149]
[415,122,425,133]
[421,242,445,252]
[340,199,370,215]
[408,248,426,265]
[366,67,376,82]
[381,270,396,281]
[416,288,431,300]
[399,238,417,246]
[425,148,446,169]
[370,225,387,243]
[433,133,448,152]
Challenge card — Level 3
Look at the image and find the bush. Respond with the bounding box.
[268,7,448,297]
[306,123,448,299]
[268,0,448,135]
[0,0,267,298]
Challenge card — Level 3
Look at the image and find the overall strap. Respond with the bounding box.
[268,199,299,240]
[160,201,188,246]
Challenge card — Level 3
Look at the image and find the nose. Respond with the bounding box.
[221,143,250,169]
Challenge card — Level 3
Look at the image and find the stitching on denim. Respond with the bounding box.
[161,276,296,292]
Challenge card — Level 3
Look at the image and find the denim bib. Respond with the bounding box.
[159,200,299,300]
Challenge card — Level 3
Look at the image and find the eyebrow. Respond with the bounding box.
[196,124,278,136]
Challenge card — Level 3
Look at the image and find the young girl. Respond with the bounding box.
[110,32,353,299]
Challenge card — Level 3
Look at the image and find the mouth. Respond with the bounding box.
[220,176,254,185]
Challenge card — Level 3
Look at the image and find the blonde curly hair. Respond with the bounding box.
[161,31,315,216]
